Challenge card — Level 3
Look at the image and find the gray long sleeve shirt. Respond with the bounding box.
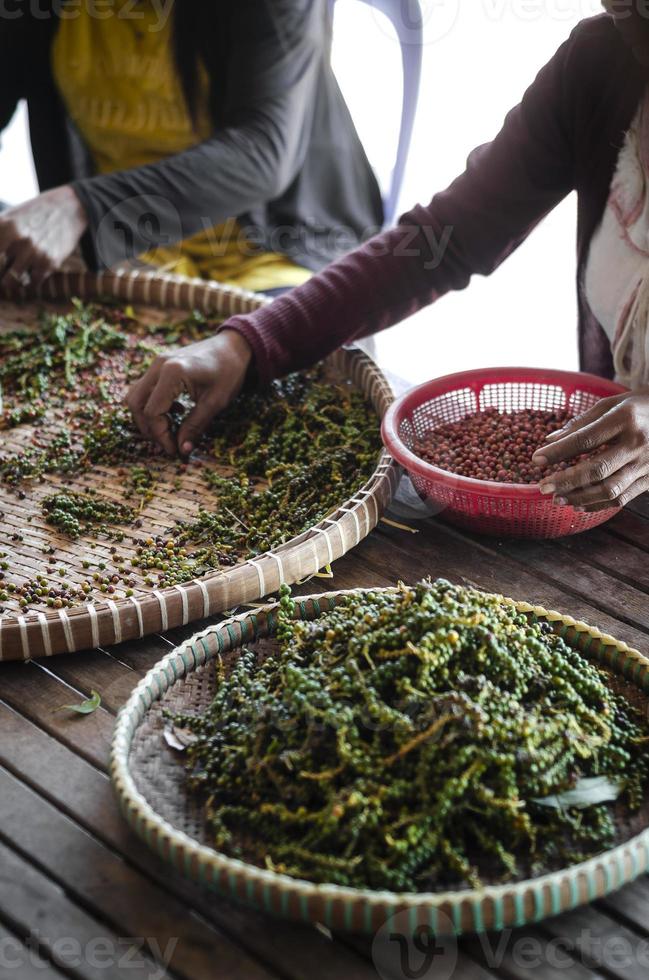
[0,0,383,272]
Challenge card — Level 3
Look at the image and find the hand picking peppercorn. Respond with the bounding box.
[413,407,591,484]
[533,389,649,512]
[0,300,381,615]
[171,580,649,892]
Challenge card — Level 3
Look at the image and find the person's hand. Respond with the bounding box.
[0,186,88,289]
[532,390,649,512]
[126,329,253,457]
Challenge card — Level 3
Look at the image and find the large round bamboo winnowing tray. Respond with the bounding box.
[111,588,649,935]
[0,269,399,661]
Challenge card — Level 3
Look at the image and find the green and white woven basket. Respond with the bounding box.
[110,587,649,935]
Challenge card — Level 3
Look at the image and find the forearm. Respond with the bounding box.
[73,110,302,269]
[223,205,462,384]
[222,137,570,386]
[221,16,583,385]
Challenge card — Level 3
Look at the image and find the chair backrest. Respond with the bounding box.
[329,0,423,226]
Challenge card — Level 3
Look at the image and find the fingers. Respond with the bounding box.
[559,462,646,511]
[544,396,623,443]
[144,411,177,457]
[533,407,624,468]
[0,238,53,290]
[581,474,649,513]
[128,356,202,457]
[177,393,226,457]
[126,333,249,458]
[538,444,633,499]
[0,239,33,289]
[530,393,649,513]
[127,358,184,456]
[126,361,162,442]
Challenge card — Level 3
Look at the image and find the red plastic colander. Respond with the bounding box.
[381,367,627,539]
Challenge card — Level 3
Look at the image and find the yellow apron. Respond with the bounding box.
[52,3,311,292]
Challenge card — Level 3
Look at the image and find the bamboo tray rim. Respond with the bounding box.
[110,586,649,935]
[0,270,399,660]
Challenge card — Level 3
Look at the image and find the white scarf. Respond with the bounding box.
[584,97,649,390]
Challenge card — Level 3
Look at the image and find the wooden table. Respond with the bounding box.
[2,499,649,980]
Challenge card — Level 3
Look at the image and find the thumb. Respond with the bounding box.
[177,394,225,457]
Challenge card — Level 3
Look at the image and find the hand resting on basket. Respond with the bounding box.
[533,390,649,512]
[0,186,87,289]
[126,330,253,457]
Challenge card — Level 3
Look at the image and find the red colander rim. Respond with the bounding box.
[381,366,627,496]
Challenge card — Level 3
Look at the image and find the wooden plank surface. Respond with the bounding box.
[0,840,172,980]
[2,508,649,979]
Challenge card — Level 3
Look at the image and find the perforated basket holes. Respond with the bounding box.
[569,389,606,417]
[437,496,584,538]
[389,376,622,538]
[398,416,417,452]
[409,387,478,439]
[410,473,464,509]
[410,467,601,539]
[399,383,577,450]
[478,382,566,414]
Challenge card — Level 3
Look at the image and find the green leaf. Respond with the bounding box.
[53,317,68,347]
[56,689,102,716]
[163,723,196,751]
[533,776,624,811]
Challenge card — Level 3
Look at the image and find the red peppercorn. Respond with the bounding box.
[413,407,580,485]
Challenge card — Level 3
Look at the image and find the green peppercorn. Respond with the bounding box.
[171,580,649,893]
[0,302,382,612]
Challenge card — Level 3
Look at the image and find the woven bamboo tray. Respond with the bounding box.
[0,270,398,661]
[111,587,649,936]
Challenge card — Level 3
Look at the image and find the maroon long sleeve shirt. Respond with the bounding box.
[224,15,646,385]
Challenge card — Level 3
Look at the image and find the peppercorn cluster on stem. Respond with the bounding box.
[0,300,381,614]
[172,580,649,891]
